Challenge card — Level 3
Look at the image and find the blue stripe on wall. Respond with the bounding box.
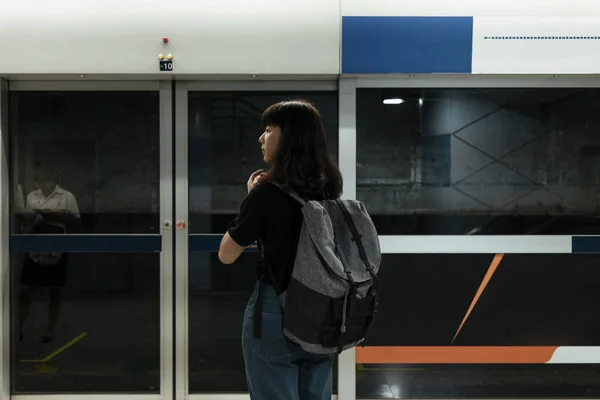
[342,16,474,74]
[572,236,600,253]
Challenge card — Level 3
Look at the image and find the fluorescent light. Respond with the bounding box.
[383,98,404,105]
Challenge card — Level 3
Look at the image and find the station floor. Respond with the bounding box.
[12,292,600,398]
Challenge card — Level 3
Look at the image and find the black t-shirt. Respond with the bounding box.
[227,182,303,292]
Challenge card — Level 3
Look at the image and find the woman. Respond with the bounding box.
[218,99,343,400]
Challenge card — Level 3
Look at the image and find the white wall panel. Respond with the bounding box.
[379,236,572,254]
[472,17,600,74]
[548,347,600,363]
[0,0,340,75]
[342,0,600,17]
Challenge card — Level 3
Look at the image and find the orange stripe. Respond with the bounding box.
[356,346,558,364]
[452,253,504,343]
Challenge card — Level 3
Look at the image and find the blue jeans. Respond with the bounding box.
[242,282,335,400]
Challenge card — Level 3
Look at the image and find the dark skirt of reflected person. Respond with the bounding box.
[20,223,69,288]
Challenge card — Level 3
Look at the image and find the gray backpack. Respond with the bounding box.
[255,182,381,355]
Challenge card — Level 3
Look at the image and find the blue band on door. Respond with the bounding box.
[10,235,162,253]
[572,236,600,254]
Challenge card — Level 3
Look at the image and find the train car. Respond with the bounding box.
[2,1,600,399]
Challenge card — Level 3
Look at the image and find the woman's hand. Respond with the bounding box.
[247,169,266,193]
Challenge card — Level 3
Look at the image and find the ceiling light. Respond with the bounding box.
[383,98,404,105]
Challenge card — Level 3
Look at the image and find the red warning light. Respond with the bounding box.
[162,37,169,43]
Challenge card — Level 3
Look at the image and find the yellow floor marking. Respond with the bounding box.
[20,332,88,363]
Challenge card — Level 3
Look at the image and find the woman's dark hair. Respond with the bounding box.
[261,99,343,198]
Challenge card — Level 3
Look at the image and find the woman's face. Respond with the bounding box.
[259,125,281,164]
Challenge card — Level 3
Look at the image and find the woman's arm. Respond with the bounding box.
[218,181,268,264]
[218,232,245,264]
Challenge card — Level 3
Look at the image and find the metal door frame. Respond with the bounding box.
[0,78,10,400]
[174,80,346,400]
[4,80,174,400]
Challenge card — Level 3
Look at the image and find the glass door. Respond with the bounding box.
[174,81,341,399]
[5,81,173,400]
[0,79,347,400]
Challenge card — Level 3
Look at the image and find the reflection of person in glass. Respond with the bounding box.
[218,100,342,400]
[18,163,80,343]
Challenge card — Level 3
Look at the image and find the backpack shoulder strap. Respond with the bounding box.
[335,199,376,276]
[254,239,282,340]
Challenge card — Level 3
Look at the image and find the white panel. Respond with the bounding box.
[338,78,357,399]
[0,79,8,400]
[10,81,162,91]
[338,78,357,201]
[0,0,340,75]
[342,0,600,17]
[548,347,600,363]
[182,80,338,91]
[338,348,356,400]
[472,17,600,74]
[379,235,572,254]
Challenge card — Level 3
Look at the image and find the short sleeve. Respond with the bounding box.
[227,185,270,247]
[26,192,37,211]
[66,193,81,219]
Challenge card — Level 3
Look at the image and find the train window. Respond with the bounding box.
[357,88,600,235]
